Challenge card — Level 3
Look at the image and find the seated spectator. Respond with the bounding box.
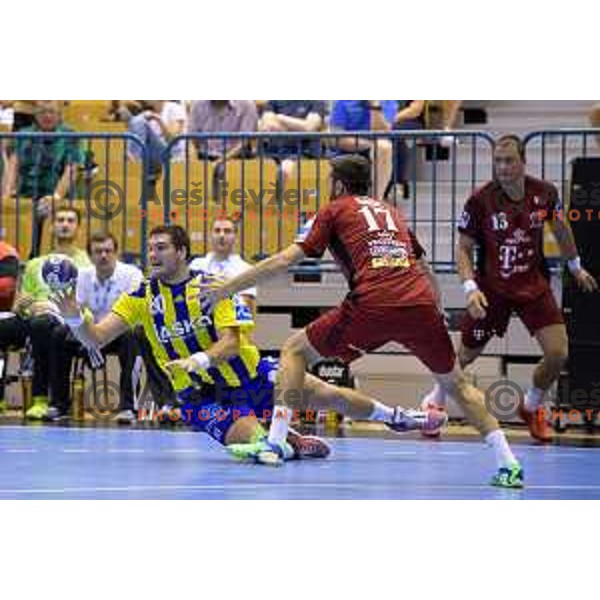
[1,101,83,258]
[329,100,397,199]
[16,204,91,420]
[189,216,256,316]
[0,241,22,413]
[425,100,463,145]
[259,100,325,185]
[391,100,426,198]
[43,232,144,423]
[160,101,188,161]
[188,100,258,164]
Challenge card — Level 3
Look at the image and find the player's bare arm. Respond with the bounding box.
[195,243,306,303]
[550,218,598,292]
[165,326,242,374]
[456,232,488,319]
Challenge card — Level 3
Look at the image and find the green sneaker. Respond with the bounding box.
[227,437,295,466]
[25,397,49,421]
[490,463,524,489]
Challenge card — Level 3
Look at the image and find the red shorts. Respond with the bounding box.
[461,286,564,349]
[306,300,456,375]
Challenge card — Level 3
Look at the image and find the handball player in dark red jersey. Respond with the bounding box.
[198,154,525,487]
[420,135,597,443]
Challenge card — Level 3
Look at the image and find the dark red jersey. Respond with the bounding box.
[296,195,434,307]
[458,175,559,302]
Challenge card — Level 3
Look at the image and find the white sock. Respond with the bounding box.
[368,401,395,423]
[485,429,517,469]
[524,387,544,412]
[268,406,292,446]
[423,384,448,408]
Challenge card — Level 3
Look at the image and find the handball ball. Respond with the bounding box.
[42,254,78,291]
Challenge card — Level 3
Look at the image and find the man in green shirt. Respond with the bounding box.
[1,102,83,258]
[16,203,91,419]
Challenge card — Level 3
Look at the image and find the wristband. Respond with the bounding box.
[64,311,84,329]
[463,279,479,296]
[190,351,211,371]
[567,256,582,275]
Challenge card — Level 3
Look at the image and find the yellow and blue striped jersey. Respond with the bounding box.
[111,273,260,393]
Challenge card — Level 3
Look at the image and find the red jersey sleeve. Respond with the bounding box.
[295,205,334,258]
[457,195,482,240]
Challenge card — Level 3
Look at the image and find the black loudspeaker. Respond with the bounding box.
[558,158,600,418]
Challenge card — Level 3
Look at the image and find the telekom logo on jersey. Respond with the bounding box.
[499,245,518,271]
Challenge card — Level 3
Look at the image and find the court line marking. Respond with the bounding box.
[61,449,91,454]
[1,482,600,496]
[3,449,37,453]
[107,449,145,454]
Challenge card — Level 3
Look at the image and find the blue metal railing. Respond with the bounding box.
[4,128,598,271]
[0,131,148,264]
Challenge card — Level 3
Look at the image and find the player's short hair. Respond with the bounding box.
[495,134,526,162]
[87,231,119,254]
[150,224,191,259]
[54,203,82,225]
[330,154,372,195]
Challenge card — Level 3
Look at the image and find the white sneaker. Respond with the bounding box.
[116,409,136,425]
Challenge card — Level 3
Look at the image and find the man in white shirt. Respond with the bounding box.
[45,232,143,423]
[189,217,256,316]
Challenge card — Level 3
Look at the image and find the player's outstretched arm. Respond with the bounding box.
[194,243,306,303]
[52,287,129,348]
[550,218,599,292]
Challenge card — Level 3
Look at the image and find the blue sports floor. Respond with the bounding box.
[1,424,600,499]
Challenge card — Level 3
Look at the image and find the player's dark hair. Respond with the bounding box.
[495,134,526,162]
[54,203,82,224]
[87,231,119,255]
[150,224,191,259]
[330,154,372,195]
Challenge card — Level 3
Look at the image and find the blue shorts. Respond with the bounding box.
[177,357,278,445]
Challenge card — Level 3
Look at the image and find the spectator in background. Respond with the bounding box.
[259,100,325,186]
[128,101,171,199]
[189,216,257,316]
[161,101,188,161]
[329,100,397,199]
[425,100,463,145]
[2,102,83,258]
[188,100,258,163]
[16,204,91,420]
[391,100,426,199]
[43,232,144,423]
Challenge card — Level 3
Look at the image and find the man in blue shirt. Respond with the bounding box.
[329,100,397,199]
[259,100,325,200]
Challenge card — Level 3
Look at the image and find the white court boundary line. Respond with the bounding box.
[1,482,600,496]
